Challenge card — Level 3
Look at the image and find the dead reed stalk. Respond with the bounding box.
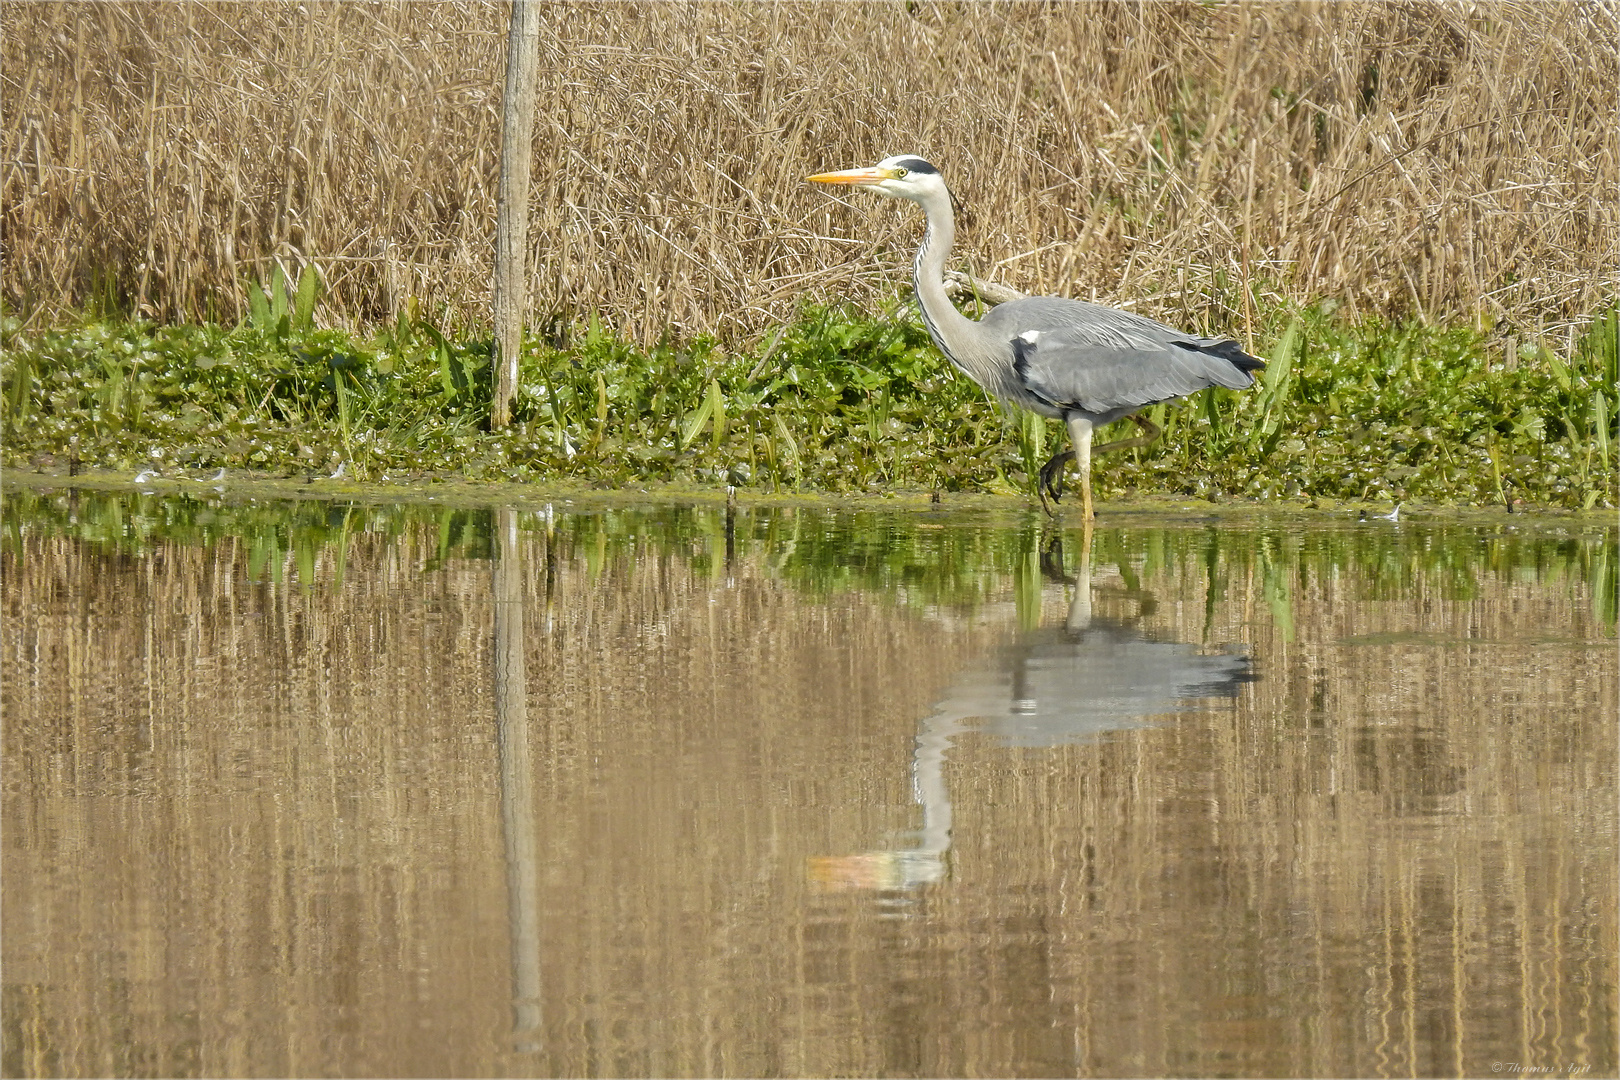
[2,1,1616,344]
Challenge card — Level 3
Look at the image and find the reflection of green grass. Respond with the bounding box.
[2,298,1615,509]
[5,488,1614,631]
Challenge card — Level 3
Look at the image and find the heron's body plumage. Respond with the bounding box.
[984,297,1263,424]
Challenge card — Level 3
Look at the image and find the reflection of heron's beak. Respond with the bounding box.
[808,853,904,890]
[806,167,890,186]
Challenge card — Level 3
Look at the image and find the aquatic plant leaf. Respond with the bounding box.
[247,281,270,332]
[679,388,715,452]
[294,265,320,333]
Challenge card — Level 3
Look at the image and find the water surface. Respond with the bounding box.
[3,490,1615,1077]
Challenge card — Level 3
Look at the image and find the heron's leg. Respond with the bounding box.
[1092,413,1162,456]
[1038,413,1121,517]
[1065,416,1096,520]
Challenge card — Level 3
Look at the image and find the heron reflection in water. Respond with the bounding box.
[810,526,1255,891]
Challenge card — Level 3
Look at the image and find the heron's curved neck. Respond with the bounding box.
[911,188,982,374]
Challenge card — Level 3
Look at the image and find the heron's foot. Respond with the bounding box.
[1092,414,1163,456]
[1037,450,1075,516]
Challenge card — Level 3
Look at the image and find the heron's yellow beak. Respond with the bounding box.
[806,166,892,186]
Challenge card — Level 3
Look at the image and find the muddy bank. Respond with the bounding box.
[3,465,1603,528]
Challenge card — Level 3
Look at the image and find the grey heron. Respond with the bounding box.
[808,155,1265,518]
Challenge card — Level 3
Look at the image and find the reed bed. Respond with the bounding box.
[3,1,1616,344]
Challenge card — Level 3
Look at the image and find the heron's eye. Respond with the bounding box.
[893,167,909,178]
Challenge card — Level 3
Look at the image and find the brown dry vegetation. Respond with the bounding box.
[2,1,1616,345]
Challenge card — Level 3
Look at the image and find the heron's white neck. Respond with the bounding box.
[910,188,987,381]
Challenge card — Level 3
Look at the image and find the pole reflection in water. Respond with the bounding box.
[492,507,541,1051]
[811,523,1254,892]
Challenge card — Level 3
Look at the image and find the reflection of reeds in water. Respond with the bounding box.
[1,517,1614,1077]
[937,549,1617,1077]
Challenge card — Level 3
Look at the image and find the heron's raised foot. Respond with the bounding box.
[1037,450,1075,516]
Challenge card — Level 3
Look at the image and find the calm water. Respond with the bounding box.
[3,488,1615,1078]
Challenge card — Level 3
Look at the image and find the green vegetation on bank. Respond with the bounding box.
[2,283,1616,509]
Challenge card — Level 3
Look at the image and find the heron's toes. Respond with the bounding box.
[1036,450,1073,512]
[1037,472,1062,517]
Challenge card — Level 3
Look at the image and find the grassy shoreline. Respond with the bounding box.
[3,300,1616,511]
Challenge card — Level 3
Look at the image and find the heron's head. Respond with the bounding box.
[806,155,947,205]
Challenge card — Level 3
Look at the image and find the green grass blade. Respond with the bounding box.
[1538,338,1572,392]
[270,264,289,325]
[246,281,269,331]
[680,387,715,451]
[294,265,320,333]
[332,362,353,465]
[771,412,800,488]
[708,378,726,451]
[1263,317,1300,397]
[1251,316,1300,449]
[1592,387,1611,475]
[5,346,33,433]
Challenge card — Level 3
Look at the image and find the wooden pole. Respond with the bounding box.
[492,0,539,429]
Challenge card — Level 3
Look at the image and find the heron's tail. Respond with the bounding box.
[1177,337,1265,385]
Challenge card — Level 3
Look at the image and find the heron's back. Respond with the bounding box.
[977,295,1264,421]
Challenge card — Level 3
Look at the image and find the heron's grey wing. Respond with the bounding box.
[1007,324,1260,418]
[948,624,1255,747]
[981,295,1186,339]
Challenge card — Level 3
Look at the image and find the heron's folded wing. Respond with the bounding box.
[1011,326,1257,416]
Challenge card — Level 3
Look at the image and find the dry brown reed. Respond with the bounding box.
[3,1,1616,345]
